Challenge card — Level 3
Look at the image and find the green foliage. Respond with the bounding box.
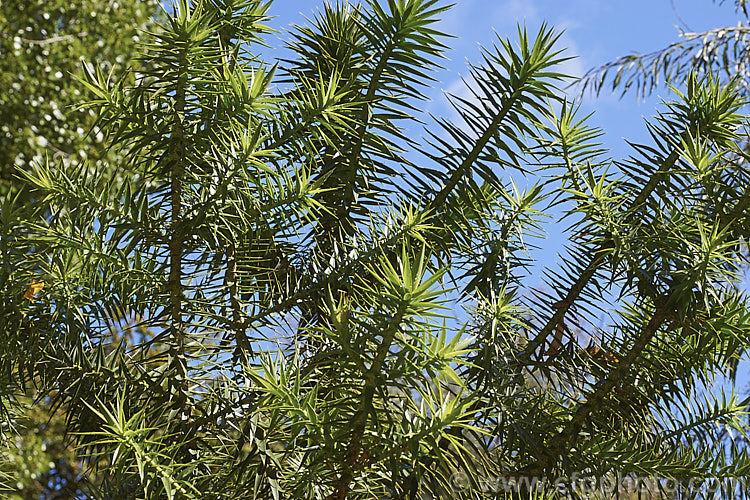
[0,0,160,496]
[0,393,85,498]
[3,0,750,498]
[0,0,159,197]
[580,0,750,99]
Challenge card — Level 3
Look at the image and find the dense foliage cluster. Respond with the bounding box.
[0,0,159,197]
[3,0,750,498]
[0,0,158,496]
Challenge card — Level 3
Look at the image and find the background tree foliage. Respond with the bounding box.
[0,0,159,496]
[3,0,750,498]
[0,0,159,197]
[580,0,750,99]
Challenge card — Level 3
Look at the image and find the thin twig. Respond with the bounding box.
[19,33,87,46]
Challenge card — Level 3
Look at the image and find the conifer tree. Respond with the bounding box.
[3,0,750,498]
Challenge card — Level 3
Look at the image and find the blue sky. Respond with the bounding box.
[266,0,739,157]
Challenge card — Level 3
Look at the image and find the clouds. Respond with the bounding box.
[492,0,586,79]
[440,0,588,79]
[429,0,587,114]
[493,0,539,22]
[556,32,586,81]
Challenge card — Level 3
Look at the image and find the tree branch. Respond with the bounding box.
[522,145,683,362]
[518,300,671,477]
[19,33,87,46]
